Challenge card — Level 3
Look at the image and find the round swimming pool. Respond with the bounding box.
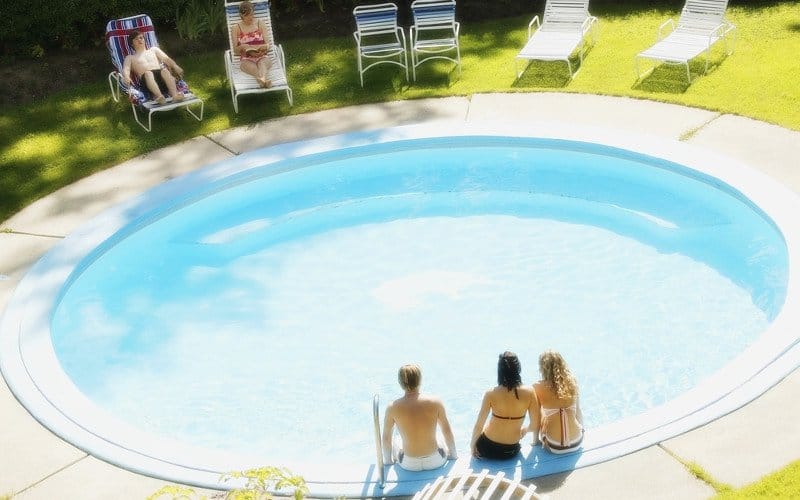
[2,123,800,497]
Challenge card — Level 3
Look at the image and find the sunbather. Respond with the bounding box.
[231,0,272,88]
[525,350,584,454]
[471,351,536,460]
[122,30,184,105]
[382,364,457,471]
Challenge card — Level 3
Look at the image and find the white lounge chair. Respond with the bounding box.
[353,3,409,86]
[515,0,599,80]
[224,0,293,113]
[106,15,204,132]
[413,469,544,500]
[635,0,736,83]
[409,0,461,81]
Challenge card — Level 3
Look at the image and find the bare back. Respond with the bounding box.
[481,385,535,444]
[385,394,445,457]
[534,381,583,443]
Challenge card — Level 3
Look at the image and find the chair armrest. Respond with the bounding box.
[527,15,540,39]
[657,18,675,41]
[581,16,597,35]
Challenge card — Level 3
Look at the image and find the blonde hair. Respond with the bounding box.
[398,364,421,391]
[539,350,578,399]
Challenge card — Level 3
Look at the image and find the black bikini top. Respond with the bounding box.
[492,412,525,420]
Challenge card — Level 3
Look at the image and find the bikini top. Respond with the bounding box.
[492,412,525,420]
[237,23,266,46]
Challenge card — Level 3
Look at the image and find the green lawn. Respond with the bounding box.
[2,2,798,224]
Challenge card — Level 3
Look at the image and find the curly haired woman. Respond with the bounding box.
[526,350,584,454]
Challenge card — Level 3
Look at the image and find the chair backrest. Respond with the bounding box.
[411,0,457,30]
[354,3,401,38]
[542,0,591,28]
[679,0,730,32]
[225,0,277,55]
[105,14,159,74]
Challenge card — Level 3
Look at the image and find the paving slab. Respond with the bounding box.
[529,445,714,500]
[0,233,61,280]
[209,96,470,154]
[467,93,719,140]
[0,378,85,496]
[1,136,233,236]
[663,371,800,488]
[686,114,800,194]
[12,455,217,500]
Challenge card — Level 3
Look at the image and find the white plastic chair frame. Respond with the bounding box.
[515,0,599,80]
[353,3,409,86]
[224,0,293,113]
[409,0,461,81]
[635,0,736,83]
[412,469,542,500]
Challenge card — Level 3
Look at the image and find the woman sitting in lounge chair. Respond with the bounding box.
[525,350,584,454]
[231,0,272,88]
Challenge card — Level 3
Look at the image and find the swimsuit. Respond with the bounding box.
[237,24,268,62]
[475,433,520,460]
[397,448,447,471]
[492,412,525,420]
[539,404,584,454]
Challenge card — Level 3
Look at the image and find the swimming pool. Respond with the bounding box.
[2,123,800,497]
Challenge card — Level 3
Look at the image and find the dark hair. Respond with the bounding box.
[127,30,142,47]
[497,351,522,396]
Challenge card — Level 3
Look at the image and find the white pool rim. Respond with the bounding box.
[2,121,799,497]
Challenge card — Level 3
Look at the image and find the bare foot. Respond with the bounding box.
[262,78,272,88]
[173,93,184,102]
[155,95,166,105]
[256,77,269,88]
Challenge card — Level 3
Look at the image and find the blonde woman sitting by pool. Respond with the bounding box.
[231,0,272,88]
[470,351,536,460]
[524,350,584,454]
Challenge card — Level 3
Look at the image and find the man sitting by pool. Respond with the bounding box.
[382,364,457,471]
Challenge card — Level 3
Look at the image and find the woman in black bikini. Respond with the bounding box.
[470,351,536,459]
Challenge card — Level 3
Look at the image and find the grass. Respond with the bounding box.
[711,460,800,499]
[2,2,799,224]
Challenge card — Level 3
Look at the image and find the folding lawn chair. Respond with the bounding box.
[106,14,204,132]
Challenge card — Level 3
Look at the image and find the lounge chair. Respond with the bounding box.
[635,0,736,83]
[412,469,543,500]
[106,14,204,132]
[353,3,409,86]
[224,0,293,113]
[409,0,461,81]
[515,0,599,80]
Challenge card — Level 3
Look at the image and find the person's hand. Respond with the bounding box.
[123,76,132,86]
[172,64,184,79]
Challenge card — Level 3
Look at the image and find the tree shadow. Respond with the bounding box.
[787,22,800,32]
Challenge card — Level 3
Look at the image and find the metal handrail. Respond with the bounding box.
[373,393,386,488]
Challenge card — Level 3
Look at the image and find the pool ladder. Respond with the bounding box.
[373,393,386,489]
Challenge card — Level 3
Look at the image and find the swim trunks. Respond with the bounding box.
[475,433,520,460]
[398,448,447,471]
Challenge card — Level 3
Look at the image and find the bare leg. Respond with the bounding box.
[257,58,272,88]
[241,59,270,88]
[160,68,183,102]
[140,71,166,104]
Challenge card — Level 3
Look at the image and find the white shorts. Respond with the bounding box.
[398,448,447,471]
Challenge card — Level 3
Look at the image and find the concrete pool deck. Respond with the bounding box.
[1,93,799,499]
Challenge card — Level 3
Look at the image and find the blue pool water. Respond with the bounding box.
[50,137,787,467]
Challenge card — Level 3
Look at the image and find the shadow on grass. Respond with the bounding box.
[787,22,800,32]
[513,60,574,89]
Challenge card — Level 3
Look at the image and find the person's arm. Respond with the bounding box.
[258,20,271,52]
[154,47,183,78]
[381,405,395,464]
[435,400,457,459]
[232,24,245,56]
[470,391,491,457]
[122,55,133,86]
[530,384,542,445]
